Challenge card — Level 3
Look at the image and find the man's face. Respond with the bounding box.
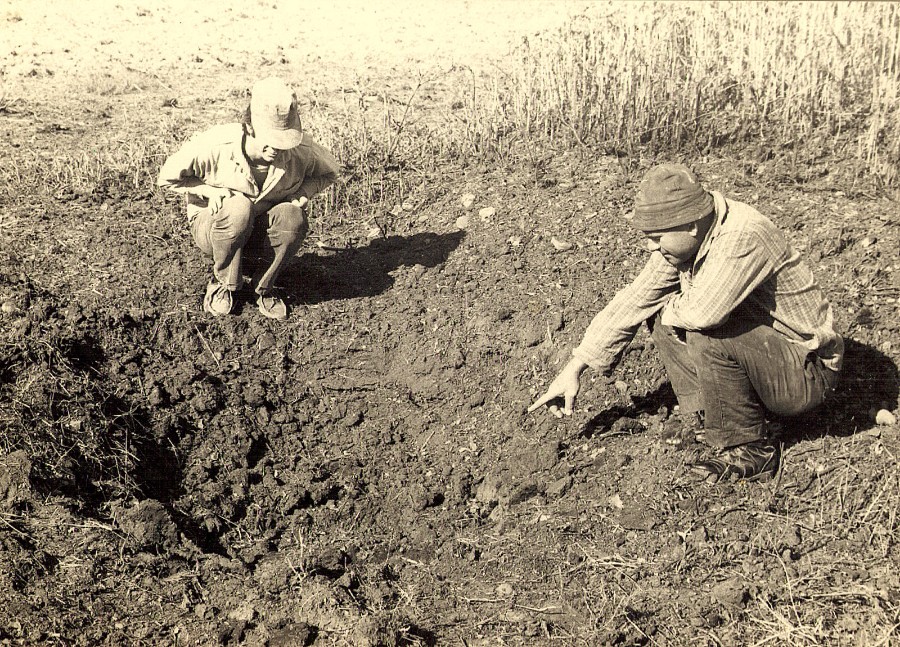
[644,223,702,268]
[258,143,282,164]
[245,125,284,164]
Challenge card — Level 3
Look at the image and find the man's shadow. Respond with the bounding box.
[779,338,899,445]
[579,381,679,439]
[260,230,465,305]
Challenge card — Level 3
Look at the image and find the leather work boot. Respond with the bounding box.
[203,280,234,316]
[689,440,780,482]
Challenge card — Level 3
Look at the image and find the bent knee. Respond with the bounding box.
[269,203,309,240]
[766,398,817,418]
[216,195,254,235]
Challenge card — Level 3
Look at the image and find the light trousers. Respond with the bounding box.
[190,195,308,296]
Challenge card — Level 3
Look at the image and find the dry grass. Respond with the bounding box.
[5,4,896,210]
[0,318,147,502]
[459,2,900,187]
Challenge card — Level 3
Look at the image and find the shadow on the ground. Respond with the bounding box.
[580,381,679,439]
[256,230,466,306]
[779,337,899,445]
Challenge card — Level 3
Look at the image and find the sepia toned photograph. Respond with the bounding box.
[1,1,898,644]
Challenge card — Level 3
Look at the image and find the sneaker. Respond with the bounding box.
[661,410,704,447]
[203,281,233,316]
[257,293,287,320]
[689,440,780,482]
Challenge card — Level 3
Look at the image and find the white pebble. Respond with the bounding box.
[478,206,496,222]
[455,215,470,230]
[875,409,896,426]
[460,193,476,210]
[551,236,574,252]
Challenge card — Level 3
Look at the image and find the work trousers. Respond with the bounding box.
[649,309,840,449]
[190,195,308,296]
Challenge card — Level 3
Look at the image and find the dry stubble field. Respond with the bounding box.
[1,1,900,646]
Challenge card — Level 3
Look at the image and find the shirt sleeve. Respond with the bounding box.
[156,137,209,193]
[293,138,340,200]
[660,229,774,330]
[572,252,680,372]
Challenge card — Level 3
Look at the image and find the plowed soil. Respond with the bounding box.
[1,1,899,645]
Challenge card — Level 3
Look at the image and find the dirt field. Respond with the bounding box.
[1,1,899,645]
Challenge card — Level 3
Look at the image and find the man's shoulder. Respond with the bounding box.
[720,195,779,236]
[282,133,339,172]
[284,133,320,158]
[712,195,788,259]
[187,123,244,147]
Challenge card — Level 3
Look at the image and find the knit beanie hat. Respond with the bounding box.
[250,77,304,150]
[628,164,714,232]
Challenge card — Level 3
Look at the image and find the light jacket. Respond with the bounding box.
[157,123,340,218]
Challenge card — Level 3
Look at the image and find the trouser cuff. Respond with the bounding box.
[703,422,766,450]
[214,272,240,292]
[674,392,703,414]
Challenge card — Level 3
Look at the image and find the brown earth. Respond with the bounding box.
[1,2,899,646]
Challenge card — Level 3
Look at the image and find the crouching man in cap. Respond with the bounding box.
[158,77,339,320]
[529,164,843,481]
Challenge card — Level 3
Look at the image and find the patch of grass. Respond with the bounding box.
[0,122,184,202]
[301,73,464,236]
[2,4,897,214]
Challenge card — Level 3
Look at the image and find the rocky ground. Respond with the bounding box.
[1,1,899,645]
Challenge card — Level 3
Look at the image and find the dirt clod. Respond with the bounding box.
[0,451,32,510]
[875,409,897,425]
[711,577,749,608]
[112,499,178,550]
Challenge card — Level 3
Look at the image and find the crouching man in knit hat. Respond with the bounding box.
[158,77,339,320]
[529,164,843,481]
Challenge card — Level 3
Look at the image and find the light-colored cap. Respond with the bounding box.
[250,77,303,150]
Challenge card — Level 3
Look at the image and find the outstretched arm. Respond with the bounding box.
[529,251,679,417]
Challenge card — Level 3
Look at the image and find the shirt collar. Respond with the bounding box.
[229,130,252,170]
[693,190,728,266]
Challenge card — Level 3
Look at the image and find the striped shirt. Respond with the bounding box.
[572,191,843,373]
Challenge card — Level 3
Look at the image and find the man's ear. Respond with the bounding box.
[687,222,699,236]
